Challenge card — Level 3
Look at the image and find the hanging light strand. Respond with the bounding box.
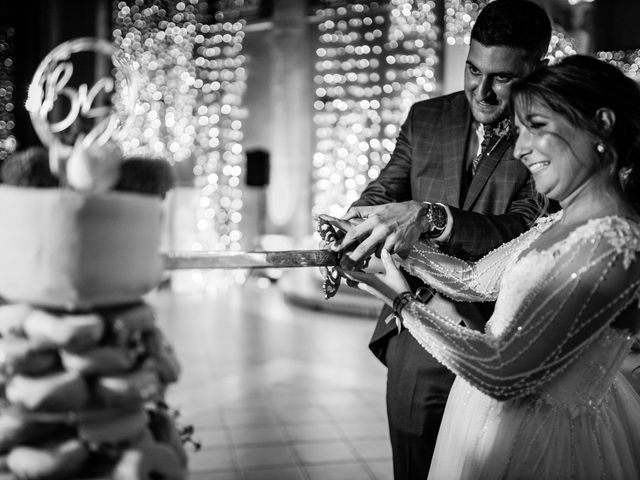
[113,0,246,253]
[597,49,640,81]
[0,25,16,161]
[311,0,440,218]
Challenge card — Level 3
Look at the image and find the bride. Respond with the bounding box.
[342,55,640,479]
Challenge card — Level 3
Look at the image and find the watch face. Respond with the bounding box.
[431,204,447,230]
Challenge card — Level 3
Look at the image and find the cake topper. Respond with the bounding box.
[25,37,138,188]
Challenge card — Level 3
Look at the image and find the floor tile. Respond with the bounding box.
[189,470,244,480]
[367,459,394,480]
[336,419,389,439]
[227,423,289,446]
[293,439,359,464]
[242,465,307,480]
[235,444,297,469]
[284,422,343,442]
[349,437,393,460]
[278,404,333,424]
[327,402,384,422]
[222,406,282,427]
[151,280,394,479]
[193,426,231,450]
[189,446,237,472]
[304,461,373,480]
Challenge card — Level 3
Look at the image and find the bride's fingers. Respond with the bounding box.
[379,249,412,294]
[340,270,365,291]
[364,255,384,274]
[380,249,396,270]
[342,277,377,298]
[340,269,371,285]
[345,277,360,289]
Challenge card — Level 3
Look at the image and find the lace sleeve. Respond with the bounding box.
[398,216,552,302]
[401,218,640,400]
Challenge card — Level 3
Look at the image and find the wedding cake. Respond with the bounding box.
[0,142,189,479]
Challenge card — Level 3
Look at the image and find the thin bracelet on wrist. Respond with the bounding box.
[392,291,414,319]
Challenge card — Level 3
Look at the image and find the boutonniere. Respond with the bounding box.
[484,117,513,156]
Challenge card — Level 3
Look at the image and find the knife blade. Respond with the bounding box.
[162,249,340,270]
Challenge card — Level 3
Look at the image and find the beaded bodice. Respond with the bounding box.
[399,213,640,402]
[490,229,635,410]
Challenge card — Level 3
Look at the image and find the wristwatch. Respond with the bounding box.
[422,202,448,238]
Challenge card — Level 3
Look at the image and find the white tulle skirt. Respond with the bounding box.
[428,374,640,480]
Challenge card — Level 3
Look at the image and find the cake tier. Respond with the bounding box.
[0,186,164,310]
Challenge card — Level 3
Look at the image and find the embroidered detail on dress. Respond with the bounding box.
[400,213,640,402]
[543,215,640,263]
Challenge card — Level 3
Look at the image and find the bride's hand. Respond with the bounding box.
[340,249,410,306]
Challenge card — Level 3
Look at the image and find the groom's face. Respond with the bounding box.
[464,40,536,125]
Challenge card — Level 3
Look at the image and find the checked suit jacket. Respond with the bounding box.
[351,91,539,435]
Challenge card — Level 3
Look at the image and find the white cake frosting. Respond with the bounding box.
[0,185,164,310]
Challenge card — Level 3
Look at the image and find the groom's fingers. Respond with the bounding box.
[340,233,383,270]
[342,205,375,221]
[335,215,376,250]
[337,205,383,249]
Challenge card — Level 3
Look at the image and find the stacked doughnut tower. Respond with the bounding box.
[0,147,189,479]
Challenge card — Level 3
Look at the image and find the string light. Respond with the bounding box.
[548,27,578,60]
[191,18,247,253]
[311,0,440,218]
[113,0,246,256]
[0,25,16,161]
[597,49,640,81]
[444,0,577,59]
[310,0,582,219]
[444,0,488,46]
[0,0,585,253]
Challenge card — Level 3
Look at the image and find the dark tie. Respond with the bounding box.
[472,118,511,175]
[461,118,512,204]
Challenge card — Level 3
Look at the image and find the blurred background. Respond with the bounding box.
[2,1,637,270]
[2,2,640,479]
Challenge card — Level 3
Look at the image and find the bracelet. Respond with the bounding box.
[415,285,436,303]
[392,291,414,319]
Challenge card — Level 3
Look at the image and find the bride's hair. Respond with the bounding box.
[511,54,640,213]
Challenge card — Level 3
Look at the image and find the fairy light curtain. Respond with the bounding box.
[311,0,440,219]
[0,26,16,162]
[4,0,622,250]
[444,0,488,45]
[444,0,578,58]
[113,0,246,252]
[598,49,640,81]
[310,0,582,220]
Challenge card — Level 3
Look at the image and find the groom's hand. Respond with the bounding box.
[337,201,427,269]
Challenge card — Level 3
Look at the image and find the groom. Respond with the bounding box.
[335,1,552,478]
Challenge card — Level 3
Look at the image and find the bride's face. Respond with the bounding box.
[513,101,597,203]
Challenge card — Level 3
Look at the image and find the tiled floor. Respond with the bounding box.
[150,271,393,480]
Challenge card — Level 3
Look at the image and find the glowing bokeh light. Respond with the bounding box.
[0,26,16,162]
[114,0,245,253]
[311,0,440,218]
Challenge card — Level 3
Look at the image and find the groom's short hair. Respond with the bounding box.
[472,0,552,62]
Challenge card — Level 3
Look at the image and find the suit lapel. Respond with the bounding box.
[462,135,512,210]
[443,97,472,208]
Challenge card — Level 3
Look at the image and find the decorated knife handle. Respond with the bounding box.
[315,215,370,300]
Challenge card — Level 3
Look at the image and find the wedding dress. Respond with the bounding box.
[397,213,640,479]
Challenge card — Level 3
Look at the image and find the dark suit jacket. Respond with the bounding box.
[351,92,539,433]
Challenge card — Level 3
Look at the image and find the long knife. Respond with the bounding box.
[162,218,352,299]
[162,250,340,270]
